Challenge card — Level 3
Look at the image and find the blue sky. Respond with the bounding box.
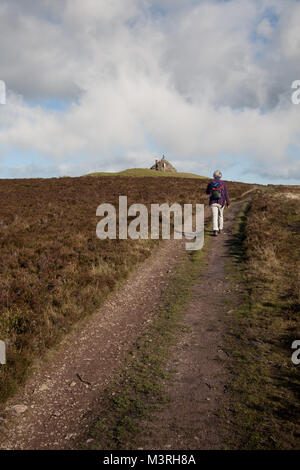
[0,0,300,183]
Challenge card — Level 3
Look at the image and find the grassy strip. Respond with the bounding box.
[84,168,207,178]
[224,191,300,449]
[85,228,211,450]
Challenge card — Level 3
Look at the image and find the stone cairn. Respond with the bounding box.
[150,156,177,173]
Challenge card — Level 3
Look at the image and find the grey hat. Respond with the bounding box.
[213,170,222,179]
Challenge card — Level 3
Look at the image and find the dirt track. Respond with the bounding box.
[136,202,243,449]
[0,200,244,450]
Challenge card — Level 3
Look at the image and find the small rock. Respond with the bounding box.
[86,439,94,444]
[39,383,49,392]
[12,405,28,414]
[70,381,76,387]
[65,433,76,440]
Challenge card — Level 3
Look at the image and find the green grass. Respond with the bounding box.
[83,228,211,450]
[84,168,207,179]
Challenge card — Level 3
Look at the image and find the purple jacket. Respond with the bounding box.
[206,178,230,207]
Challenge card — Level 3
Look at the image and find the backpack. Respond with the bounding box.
[210,180,224,200]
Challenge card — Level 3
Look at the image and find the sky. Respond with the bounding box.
[0,0,300,184]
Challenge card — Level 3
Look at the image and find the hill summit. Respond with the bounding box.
[150,156,177,173]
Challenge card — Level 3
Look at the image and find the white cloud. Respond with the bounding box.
[0,0,299,181]
[257,18,274,39]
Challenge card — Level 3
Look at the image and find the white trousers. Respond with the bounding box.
[210,203,225,231]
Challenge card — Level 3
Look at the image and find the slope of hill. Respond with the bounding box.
[84,168,207,178]
[0,176,298,450]
[0,175,251,404]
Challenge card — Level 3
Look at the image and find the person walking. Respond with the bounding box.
[206,170,230,236]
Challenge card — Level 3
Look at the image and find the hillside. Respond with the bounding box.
[0,176,298,451]
[84,168,207,178]
[0,175,251,404]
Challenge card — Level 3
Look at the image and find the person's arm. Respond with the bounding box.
[224,183,230,206]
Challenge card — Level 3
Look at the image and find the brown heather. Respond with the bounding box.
[0,175,251,403]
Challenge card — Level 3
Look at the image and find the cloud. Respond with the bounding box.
[0,0,299,182]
